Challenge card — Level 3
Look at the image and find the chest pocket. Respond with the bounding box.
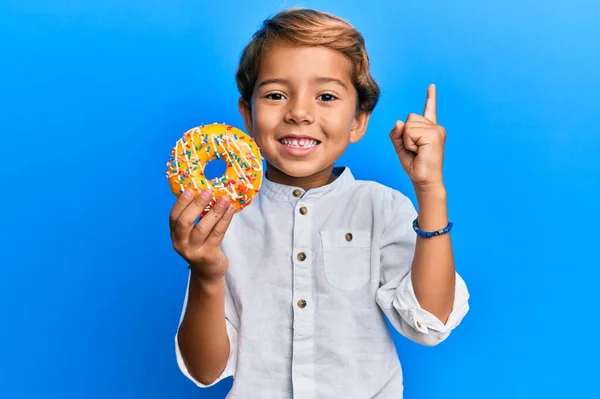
[320,229,372,291]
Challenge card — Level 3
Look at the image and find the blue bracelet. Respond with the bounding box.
[412,217,453,238]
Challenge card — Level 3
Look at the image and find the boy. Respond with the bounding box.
[170,7,470,398]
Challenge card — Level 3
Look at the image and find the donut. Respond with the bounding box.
[166,122,263,213]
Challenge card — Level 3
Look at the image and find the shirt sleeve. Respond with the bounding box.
[375,191,470,347]
[174,271,239,387]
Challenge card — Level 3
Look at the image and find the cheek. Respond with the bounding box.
[253,103,277,129]
[251,106,278,146]
[322,109,355,140]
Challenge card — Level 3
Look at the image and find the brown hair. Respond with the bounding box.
[235,8,380,113]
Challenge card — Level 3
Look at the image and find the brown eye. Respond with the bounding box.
[318,93,337,102]
[265,93,284,100]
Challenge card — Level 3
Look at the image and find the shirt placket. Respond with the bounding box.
[290,188,316,398]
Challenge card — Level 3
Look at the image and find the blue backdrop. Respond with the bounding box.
[1,1,598,398]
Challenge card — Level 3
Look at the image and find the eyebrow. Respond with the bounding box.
[257,77,349,90]
[315,77,348,89]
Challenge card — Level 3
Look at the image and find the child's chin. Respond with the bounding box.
[277,163,329,179]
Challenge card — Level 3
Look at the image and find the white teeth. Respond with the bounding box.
[280,138,318,148]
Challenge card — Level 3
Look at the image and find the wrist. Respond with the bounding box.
[415,182,447,201]
[189,269,226,295]
[414,185,449,232]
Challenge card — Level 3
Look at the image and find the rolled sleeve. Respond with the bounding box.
[174,271,240,387]
[376,270,470,345]
[375,190,470,346]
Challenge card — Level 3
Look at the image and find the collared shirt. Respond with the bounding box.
[175,167,470,398]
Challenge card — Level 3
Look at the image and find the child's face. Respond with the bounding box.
[239,42,369,187]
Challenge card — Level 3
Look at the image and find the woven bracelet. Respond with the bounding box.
[412,218,453,238]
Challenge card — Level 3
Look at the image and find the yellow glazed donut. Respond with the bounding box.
[166,122,263,212]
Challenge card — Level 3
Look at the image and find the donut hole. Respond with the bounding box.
[204,159,228,181]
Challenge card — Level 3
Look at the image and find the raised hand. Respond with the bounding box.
[390,84,446,190]
[169,189,235,282]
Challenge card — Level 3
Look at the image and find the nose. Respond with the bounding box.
[285,95,314,124]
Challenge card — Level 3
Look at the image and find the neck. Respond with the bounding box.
[265,162,337,191]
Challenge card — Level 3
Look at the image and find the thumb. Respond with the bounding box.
[390,120,406,153]
[390,120,413,172]
[389,120,405,141]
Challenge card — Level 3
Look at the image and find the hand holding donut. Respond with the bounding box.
[390,84,447,191]
[169,188,235,282]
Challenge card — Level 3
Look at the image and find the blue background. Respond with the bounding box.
[1,0,599,398]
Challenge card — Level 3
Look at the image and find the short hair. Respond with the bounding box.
[235,8,380,113]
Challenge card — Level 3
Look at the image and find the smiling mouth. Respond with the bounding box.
[278,137,320,148]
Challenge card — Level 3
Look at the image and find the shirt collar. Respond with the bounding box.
[259,166,354,202]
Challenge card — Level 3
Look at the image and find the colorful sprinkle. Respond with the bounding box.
[167,123,263,209]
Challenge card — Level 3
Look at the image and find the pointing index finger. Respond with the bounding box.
[423,83,437,124]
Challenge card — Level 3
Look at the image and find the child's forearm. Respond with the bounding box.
[411,185,456,324]
[177,272,230,385]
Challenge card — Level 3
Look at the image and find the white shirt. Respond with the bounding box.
[175,166,470,398]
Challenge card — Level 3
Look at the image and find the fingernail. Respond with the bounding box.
[227,204,235,213]
[183,190,193,199]
[217,196,228,206]
[201,189,212,199]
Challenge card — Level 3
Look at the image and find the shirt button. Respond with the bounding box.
[416,321,422,328]
[345,232,353,241]
[299,206,308,215]
[297,252,306,261]
[292,189,302,197]
[297,299,307,308]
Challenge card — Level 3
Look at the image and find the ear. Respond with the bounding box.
[349,110,370,143]
[238,97,253,135]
